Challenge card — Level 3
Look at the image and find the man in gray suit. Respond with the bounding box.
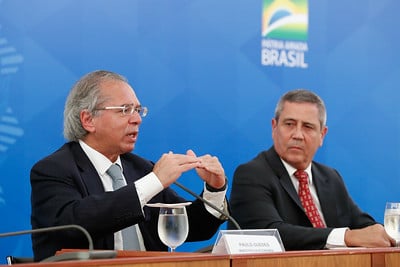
[229,89,394,250]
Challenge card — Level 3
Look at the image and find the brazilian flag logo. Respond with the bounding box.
[262,0,308,41]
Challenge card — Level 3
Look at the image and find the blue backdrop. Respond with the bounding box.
[0,0,399,262]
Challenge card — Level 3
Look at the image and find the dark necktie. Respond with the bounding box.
[294,170,325,228]
[107,164,141,250]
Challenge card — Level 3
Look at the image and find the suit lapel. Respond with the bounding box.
[265,148,304,210]
[120,159,138,184]
[312,166,337,226]
[70,142,105,195]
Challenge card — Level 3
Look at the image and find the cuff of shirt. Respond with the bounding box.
[205,177,227,192]
[203,182,228,219]
[326,227,349,248]
[134,172,164,207]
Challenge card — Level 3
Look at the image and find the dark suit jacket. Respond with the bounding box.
[228,146,376,250]
[31,142,224,261]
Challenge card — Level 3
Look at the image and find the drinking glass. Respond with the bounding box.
[384,202,400,246]
[157,206,189,252]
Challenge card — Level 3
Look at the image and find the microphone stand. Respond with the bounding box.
[0,225,93,250]
[0,224,116,262]
[173,181,241,230]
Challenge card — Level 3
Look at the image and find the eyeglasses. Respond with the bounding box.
[96,104,148,117]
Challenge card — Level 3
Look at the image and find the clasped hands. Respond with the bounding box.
[153,149,226,189]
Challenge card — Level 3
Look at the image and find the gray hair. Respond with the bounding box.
[63,70,128,141]
[274,89,327,128]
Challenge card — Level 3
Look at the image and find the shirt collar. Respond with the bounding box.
[78,140,122,175]
[280,159,313,184]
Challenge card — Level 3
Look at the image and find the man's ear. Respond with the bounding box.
[80,109,95,133]
[319,126,328,146]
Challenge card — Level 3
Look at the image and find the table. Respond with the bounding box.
[3,251,229,267]
[3,248,400,267]
[230,248,400,267]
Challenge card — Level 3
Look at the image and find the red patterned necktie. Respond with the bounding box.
[294,170,325,228]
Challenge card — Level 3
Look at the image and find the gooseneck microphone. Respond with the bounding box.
[0,224,116,262]
[1,224,93,249]
[173,181,241,230]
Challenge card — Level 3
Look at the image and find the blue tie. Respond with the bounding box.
[107,164,141,250]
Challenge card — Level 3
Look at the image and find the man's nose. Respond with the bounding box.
[128,112,142,124]
[292,126,304,139]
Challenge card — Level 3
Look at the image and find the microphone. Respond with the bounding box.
[173,181,241,230]
[0,224,116,262]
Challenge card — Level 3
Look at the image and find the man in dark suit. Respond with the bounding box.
[30,70,228,261]
[228,89,394,250]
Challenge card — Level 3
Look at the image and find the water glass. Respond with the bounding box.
[157,206,189,252]
[384,202,400,246]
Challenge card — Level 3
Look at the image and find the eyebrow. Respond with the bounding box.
[118,103,141,107]
[282,118,317,126]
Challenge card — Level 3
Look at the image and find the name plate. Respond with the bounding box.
[212,229,285,254]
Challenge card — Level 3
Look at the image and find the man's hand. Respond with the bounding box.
[344,224,396,247]
[186,149,226,190]
[153,151,201,188]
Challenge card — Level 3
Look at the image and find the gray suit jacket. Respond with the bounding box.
[228,146,376,250]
